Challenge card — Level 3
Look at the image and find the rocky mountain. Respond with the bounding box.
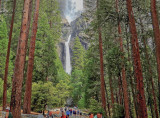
[58,0,96,70]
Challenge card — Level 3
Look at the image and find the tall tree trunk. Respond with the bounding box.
[97,0,107,115]
[23,0,40,114]
[2,0,16,111]
[150,0,160,114]
[109,76,114,105]
[118,76,122,105]
[126,23,138,118]
[126,0,148,117]
[140,18,159,118]
[116,1,130,117]
[104,83,111,116]
[10,0,31,117]
[98,27,107,115]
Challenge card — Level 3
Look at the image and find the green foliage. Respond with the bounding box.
[31,81,55,112]
[0,16,13,105]
[112,104,125,118]
[71,69,84,105]
[33,11,57,82]
[33,0,62,83]
[31,80,71,112]
[0,79,3,105]
[106,47,123,76]
[0,16,8,79]
[89,98,105,116]
[72,37,85,71]
[70,37,86,106]
[77,93,85,109]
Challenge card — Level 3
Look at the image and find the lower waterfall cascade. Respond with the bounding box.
[65,35,72,74]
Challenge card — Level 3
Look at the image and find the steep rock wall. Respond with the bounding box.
[58,0,96,70]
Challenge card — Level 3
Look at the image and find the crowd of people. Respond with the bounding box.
[45,107,82,118]
[4,106,103,118]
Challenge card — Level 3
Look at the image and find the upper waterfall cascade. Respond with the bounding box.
[64,0,83,23]
[64,0,84,74]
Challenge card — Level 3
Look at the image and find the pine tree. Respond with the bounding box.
[0,16,8,80]
[0,16,13,107]
[3,0,16,111]
[150,0,160,114]
[72,37,84,71]
[33,0,59,82]
[10,0,31,117]
[116,0,129,117]
[97,0,107,115]
[23,0,40,114]
[126,0,148,117]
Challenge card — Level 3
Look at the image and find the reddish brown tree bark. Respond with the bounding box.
[23,0,40,114]
[150,0,160,114]
[116,1,130,117]
[126,23,138,118]
[125,24,138,118]
[109,76,114,105]
[97,0,107,115]
[126,0,148,117]
[24,0,33,51]
[10,0,31,117]
[2,0,16,111]
[98,27,107,115]
[140,18,159,118]
[104,83,111,116]
[118,76,122,105]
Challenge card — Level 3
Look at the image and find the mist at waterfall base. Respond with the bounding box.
[64,0,83,74]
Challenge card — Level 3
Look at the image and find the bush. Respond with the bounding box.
[89,98,106,116]
[112,103,125,118]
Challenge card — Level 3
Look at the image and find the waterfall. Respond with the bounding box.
[65,0,83,74]
[65,35,71,74]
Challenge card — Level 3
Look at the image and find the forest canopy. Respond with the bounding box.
[0,0,160,118]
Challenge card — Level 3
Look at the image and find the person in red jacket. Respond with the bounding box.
[61,111,66,118]
[89,113,94,118]
[97,113,101,118]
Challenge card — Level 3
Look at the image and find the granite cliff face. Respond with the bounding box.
[58,0,96,70]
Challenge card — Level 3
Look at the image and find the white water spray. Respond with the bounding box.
[65,35,72,74]
[65,0,83,74]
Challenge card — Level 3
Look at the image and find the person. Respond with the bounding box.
[65,107,67,111]
[97,113,101,118]
[60,111,66,118]
[100,112,103,118]
[94,112,101,118]
[66,115,69,118]
[46,110,53,118]
[66,110,70,116]
[89,113,94,118]
[69,109,72,116]
[49,111,52,117]
[5,107,13,118]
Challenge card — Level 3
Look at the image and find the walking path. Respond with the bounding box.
[0,107,89,118]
